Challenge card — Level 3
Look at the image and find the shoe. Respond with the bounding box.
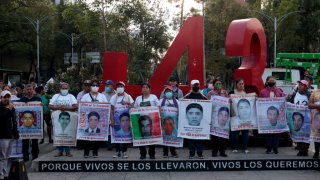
[122,152,128,158]
[274,150,278,154]
[84,154,89,158]
[297,152,303,156]
[163,154,168,158]
[172,154,178,158]
[39,140,44,144]
[150,156,156,159]
[66,152,73,157]
[23,156,29,162]
[220,153,227,157]
[140,155,146,159]
[244,150,250,154]
[313,153,319,159]
[49,139,53,143]
[266,150,272,154]
[212,153,217,157]
[302,152,308,156]
[93,154,98,158]
[198,155,204,159]
[32,156,38,160]
[232,149,238,153]
[54,153,63,157]
[113,152,121,158]
[188,156,194,159]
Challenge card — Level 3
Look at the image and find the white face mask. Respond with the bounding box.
[117,87,124,94]
[60,89,68,96]
[91,86,99,93]
[208,83,214,90]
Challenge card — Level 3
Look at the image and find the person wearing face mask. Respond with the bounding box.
[49,82,78,157]
[259,76,285,155]
[160,76,184,100]
[206,79,229,157]
[207,79,228,99]
[80,79,107,158]
[81,79,108,103]
[159,86,179,158]
[77,80,92,101]
[184,80,207,159]
[102,80,116,102]
[110,81,134,158]
[102,80,116,151]
[201,79,214,97]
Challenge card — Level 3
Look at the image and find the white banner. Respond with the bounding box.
[14,102,43,139]
[210,96,230,139]
[230,94,257,131]
[286,102,311,143]
[52,110,78,146]
[256,97,289,134]
[130,107,162,146]
[161,106,183,147]
[76,103,111,141]
[178,99,212,140]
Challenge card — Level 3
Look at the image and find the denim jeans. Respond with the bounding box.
[0,139,14,179]
[57,146,70,154]
[230,130,249,151]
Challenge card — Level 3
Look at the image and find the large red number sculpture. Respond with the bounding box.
[103,17,204,99]
[225,18,266,94]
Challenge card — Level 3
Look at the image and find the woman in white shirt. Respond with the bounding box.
[49,83,78,157]
[134,83,159,159]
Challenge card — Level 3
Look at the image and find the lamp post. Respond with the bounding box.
[23,14,56,85]
[252,10,302,67]
[57,32,86,66]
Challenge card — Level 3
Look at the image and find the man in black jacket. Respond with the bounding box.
[19,84,42,161]
[0,90,19,180]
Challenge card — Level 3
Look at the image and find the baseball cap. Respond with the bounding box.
[304,75,313,81]
[191,79,200,86]
[163,86,173,91]
[116,81,125,87]
[83,80,91,84]
[298,80,309,86]
[1,90,11,97]
[105,80,114,86]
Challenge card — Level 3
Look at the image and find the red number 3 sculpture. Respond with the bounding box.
[225,18,267,94]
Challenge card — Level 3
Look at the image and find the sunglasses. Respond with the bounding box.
[91,84,99,87]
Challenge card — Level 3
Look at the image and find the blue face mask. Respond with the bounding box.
[165,92,173,99]
[105,87,111,93]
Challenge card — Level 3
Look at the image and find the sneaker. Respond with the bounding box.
[113,152,121,158]
[93,154,98,158]
[54,153,63,157]
[188,156,194,159]
[232,149,238,153]
[66,152,73,157]
[244,150,250,154]
[266,150,272,154]
[212,153,217,157]
[39,140,44,144]
[84,154,89,158]
[172,154,178,158]
[313,153,319,159]
[122,152,128,158]
[49,139,53,143]
[297,152,303,156]
[198,155,204,159]
[140,155,146,159]
[163,154,168,158]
